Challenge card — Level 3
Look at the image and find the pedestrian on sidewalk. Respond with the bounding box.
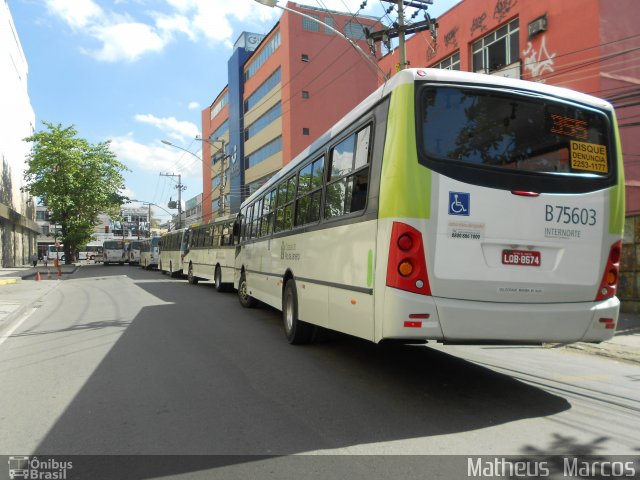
[31,253,38,267]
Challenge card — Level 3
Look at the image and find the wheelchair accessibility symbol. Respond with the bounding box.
[448,191,470,216]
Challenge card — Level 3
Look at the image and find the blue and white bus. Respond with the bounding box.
[234,68,624,345]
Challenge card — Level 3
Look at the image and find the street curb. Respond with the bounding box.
[562,342,640,365]
[21,265,79,280]
[0,281,61,337]
[0,278,19,286]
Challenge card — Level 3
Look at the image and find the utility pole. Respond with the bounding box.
[160,172,186,229]
[365,0,437,72]
[217,140,227,217]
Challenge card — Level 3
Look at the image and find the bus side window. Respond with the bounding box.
[325,125,370,219]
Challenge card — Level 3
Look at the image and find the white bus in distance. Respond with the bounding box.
[234,68,624,346]
[127,241,141,265]
[183,215,236,291]
[103,240,125,265]
[140,236,160,269]
[158,229,188,277]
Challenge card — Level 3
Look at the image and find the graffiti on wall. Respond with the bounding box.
[444,26,459,49]
[494,0,517,22]
[470,12,487,36]
[523,34,556,79]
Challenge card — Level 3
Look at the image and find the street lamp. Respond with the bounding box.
[253,0,388,81]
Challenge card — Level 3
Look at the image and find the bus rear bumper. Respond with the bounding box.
[434,296,619,344]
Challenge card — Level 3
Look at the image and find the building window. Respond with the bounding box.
[432,52,460,70]
[210,93,228,120]
[302,91,310,99]
[245,31,281,81]
[245,102,282,141]
[472,18,519,74]
[302,128,310,135]
[245,136,282,169]
[209,119,228,146]
[301,53,309,62]
[324,16,335,35]
[302,14,320,32]
[345,22,366,40]
[245,67,281,112]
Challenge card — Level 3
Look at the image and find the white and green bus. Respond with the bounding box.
[234,68,624,345]
[183,215,237,291]
[158,228,188,277]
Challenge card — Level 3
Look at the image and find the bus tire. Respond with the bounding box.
[283,279,314,345]
[238,272,256,308]
[187,263,198,285]
[214,266,226,292]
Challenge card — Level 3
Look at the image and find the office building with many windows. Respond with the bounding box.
[201,2,382,222]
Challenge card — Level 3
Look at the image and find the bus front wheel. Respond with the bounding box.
[238,272,256,308]
[283,279,314,345]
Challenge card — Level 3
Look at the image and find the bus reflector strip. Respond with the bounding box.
[404,321,422,328]
[511,191,540,197]
[598,318,615,329]
[409,313,430,319]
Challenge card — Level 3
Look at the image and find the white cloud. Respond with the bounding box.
[134,114,199,142]
[86,22,166,62]
[44,0,380,63]
[188,101,200,110]
[110,136,201,176]
[45,0,103,29]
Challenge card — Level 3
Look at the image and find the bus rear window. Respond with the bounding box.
[420,86,611,177]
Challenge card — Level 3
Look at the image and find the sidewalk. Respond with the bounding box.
[0,265,638,364]
[0,264,79,334]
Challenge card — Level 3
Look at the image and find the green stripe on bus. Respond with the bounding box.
[367,249,373,287]
[610,116,625,235]
[379,83,431,219]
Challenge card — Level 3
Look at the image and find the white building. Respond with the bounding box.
[0,1,39,266]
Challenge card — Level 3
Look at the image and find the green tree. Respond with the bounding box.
[23,122,129,264]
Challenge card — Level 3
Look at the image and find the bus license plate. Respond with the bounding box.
[502,249,541,267]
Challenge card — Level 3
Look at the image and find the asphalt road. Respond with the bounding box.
[0,264,638,478]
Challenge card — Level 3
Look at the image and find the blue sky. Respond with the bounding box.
[10,0,460,222]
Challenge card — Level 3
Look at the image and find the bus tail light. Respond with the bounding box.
[595,240,622,301]
[386,222,431,295]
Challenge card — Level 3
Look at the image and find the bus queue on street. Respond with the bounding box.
[144,69,624,347]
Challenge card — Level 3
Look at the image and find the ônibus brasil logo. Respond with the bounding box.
[8,456,73,479]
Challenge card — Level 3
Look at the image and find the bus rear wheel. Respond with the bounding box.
[214,266,227,292]
[283,279,314,345]
[238,272,256,308]
[187,263,198,285]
